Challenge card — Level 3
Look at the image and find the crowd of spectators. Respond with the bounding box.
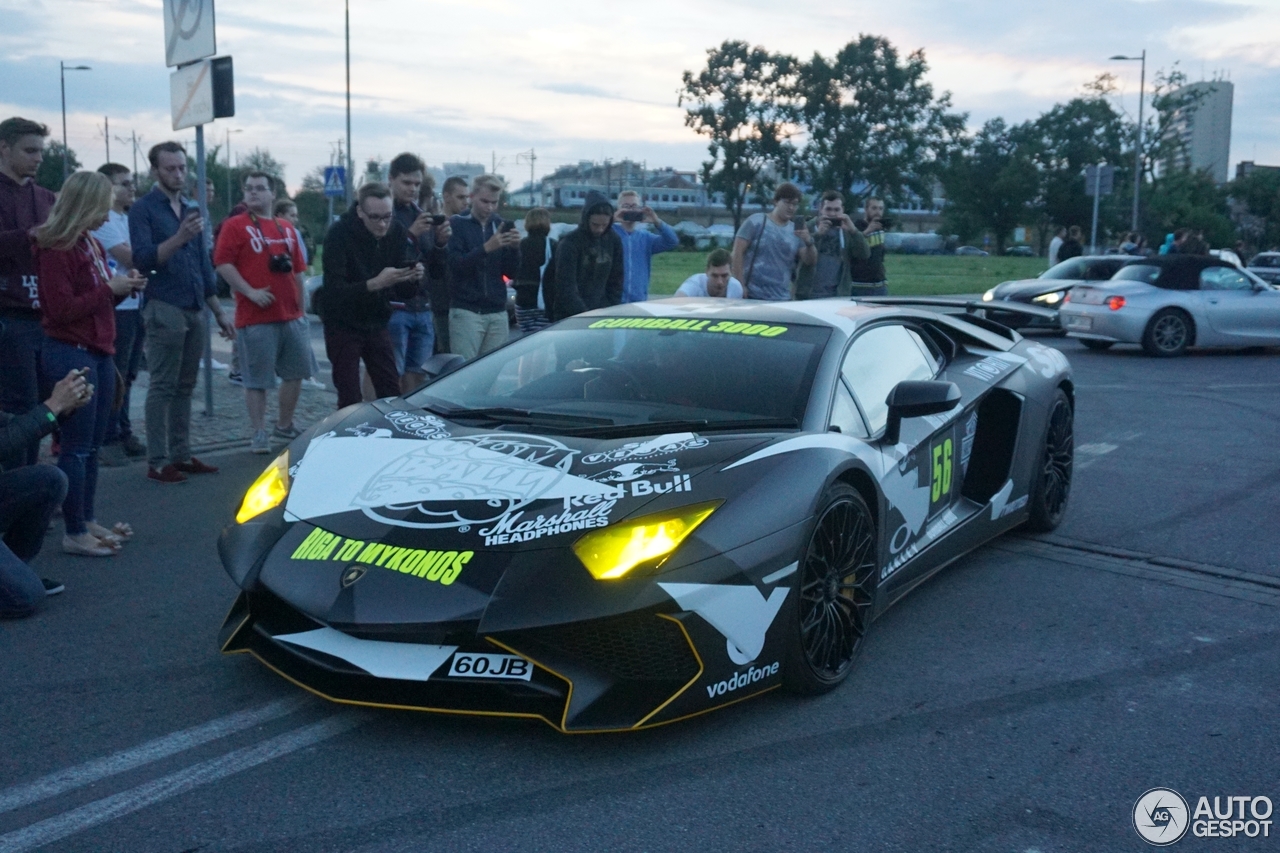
[0,112,907,614]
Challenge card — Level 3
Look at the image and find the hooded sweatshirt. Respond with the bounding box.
[553,193,623,320]
[0,172,56,315]
[317,204,417,331]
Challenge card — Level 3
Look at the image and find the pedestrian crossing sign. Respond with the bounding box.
[323,166,346,198]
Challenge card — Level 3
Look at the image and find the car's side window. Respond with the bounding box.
[829,380,869,438]
[1085,262,1110,280]
[1200,267,1252,292]
[841,325,938,436]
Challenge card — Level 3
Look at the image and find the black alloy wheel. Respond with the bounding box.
[783,484,877,694]
[1142,308,1192,357]
[1025,389,1074,532]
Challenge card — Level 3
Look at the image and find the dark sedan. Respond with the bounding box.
[982,255,1133,330]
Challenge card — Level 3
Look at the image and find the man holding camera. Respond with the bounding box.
[388,153,450,393]
[794,191,870,300]
[446,174,519,360]
[213,171,310,454]
[129,141,235,484]
[612,190,678,303]
[848,197,890,296]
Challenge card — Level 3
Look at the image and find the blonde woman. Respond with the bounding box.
[34,171,146,557]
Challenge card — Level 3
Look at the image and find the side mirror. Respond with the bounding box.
[420,353,466,381]
[882,380,962,445]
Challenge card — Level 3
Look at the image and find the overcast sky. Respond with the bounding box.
[2,0,1277,192]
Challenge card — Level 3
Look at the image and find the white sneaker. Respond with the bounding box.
[302,377,326,390]
[250,429,270,454]
[201,358,230,371]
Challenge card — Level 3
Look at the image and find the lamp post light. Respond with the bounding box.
[345,0,353,205]
[59,61,91,185]
[1110,50,1146,233]
[225,127,243,210]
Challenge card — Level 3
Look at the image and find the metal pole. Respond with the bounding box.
[1090,166,1102,255]
[345,0,353,205]
[226,128,232,211]
[1132,51,1145,232]
[60,63,68,185]
[104,116,109,162]
[196,125,215,417]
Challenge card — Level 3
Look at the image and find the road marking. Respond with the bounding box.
[1074,442,1118,469]
[0,697,308,815]
[0,713,363,853]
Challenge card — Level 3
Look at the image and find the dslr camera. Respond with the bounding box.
[268,253,294,274]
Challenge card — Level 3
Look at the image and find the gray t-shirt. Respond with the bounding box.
[735,213,801,300]
[811,228,846,298]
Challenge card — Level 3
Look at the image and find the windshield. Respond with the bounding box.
[1041,258,1086,280]
[408,316,831,429]
[1113,264,1161,284]
[1252,254,1280,268]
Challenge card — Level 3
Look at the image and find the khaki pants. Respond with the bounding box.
[448,308,508,360]
[142,299,206,468]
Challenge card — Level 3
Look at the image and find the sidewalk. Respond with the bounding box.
[92,305,341,466]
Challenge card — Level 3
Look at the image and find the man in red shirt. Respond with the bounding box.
[213,171,310,454]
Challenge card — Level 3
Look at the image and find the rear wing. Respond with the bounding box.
[856,296,1059,342]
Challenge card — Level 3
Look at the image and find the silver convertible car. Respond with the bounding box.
[1058,255,1280,356]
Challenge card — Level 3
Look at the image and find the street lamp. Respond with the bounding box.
[59,61,91,185]
[1110,51,1146,233]
[225,127,243,209]
[345,0,353,205]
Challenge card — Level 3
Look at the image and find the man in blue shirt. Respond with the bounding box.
[613,190,678,303]
[129,141,235,484]
[446,175,519,360]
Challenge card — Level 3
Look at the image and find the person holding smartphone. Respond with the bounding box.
[849,196,891,295]
[446,175,519,359]
[612,190,678,303]
[34,171,144,556]
[730,182,817,301]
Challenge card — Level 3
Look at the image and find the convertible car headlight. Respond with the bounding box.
[236,451,291,524]
[1033,290,1065,305]
[981,289,995,302]
[573,500,722,580]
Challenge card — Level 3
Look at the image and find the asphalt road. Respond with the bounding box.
[2,336,1277,853]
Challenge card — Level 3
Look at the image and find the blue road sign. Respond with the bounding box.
[323,166,346,198]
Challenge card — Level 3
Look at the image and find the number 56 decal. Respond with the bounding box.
[931,438,953,506]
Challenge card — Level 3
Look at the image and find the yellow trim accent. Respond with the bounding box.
[632,614,704,728]
[483,636,576,732]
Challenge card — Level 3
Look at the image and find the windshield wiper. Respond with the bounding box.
[430,405,616,426]
[553,417,798,438]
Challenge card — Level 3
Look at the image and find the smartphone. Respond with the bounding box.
[620,210,645,222]
[499,221,516,234]
[826,218,843,228]
[432,214,447,226]
[794,219,806,233]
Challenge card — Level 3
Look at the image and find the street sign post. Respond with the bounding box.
[1084,164,1115,254]
[323,167,346,197]
[164,0,216,68]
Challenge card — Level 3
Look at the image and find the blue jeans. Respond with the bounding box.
[41,340,116,536]
[388,309,435,376]
[0,464,67,618]
[0,314,47,466]
[105,309,145,444]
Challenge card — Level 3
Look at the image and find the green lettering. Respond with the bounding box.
[290,527,328,560]
[425,551,454,581]
[357,543,385,564]
[440,551,473,586]
[336,540,364,562]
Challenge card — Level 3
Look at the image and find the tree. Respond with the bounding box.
[1143,168,1233,248]
[1231,169,1280,252]
[790,35,965,206]
[941,119,1039,254]
[1013,84,1128,252]
[680,40,797,229]
[36,141,80,192]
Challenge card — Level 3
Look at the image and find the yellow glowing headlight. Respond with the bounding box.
[572,500,721,580]
[236,451,291,524]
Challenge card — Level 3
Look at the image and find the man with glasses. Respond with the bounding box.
[129,141,236,484]
[730,182,816,301]
[317,183,422,408]
[612,190,678,303]
[213,171,312,453]
[93,163,148,461]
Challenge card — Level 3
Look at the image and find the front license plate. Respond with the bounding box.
[447,652,533,681]
[1064,315,1092,330]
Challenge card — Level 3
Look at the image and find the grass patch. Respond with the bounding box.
[649,251,1049,297]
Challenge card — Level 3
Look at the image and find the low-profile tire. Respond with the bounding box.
[1079,339,1114,351]
[1141,308,1192,357]
[1024,389,1074,532]
[782,483,877,695]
